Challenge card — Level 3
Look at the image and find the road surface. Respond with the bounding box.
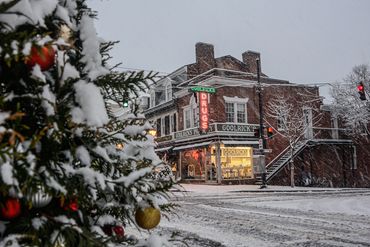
[158,188,370,247]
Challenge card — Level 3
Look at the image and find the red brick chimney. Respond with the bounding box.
[195,42,216,73]
[242,50,260,74]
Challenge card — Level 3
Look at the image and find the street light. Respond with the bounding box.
[148,129,157,137]
[116,143,124,150]
[256,58,267,189]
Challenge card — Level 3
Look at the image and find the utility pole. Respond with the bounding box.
[256,58,267,189]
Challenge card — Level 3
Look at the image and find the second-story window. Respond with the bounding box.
[224,96,248,123]
[164,115,170,135]
[184,108,191,129]
[171,113,177,133]
[183,94,199,129]
[193,107,199,127]
[237,103,246,123]
[226,103,234,122]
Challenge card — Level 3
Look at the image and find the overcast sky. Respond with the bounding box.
[88,0,370,90]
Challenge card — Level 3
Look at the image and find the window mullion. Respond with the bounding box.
[234,102,237,123]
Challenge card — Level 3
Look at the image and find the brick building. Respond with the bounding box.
[143,42,370,187]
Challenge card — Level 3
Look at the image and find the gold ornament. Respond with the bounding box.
[135,207,161,230]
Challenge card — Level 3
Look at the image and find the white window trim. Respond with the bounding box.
[170,113,177,133]
[224,96,249,123]
[183,94,199,129]
[165,82,172,102]
[183,106,192,129]
[161,117,165,136]
[223,96,249,104]
[150,90,155,108]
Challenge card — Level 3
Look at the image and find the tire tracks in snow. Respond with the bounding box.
[164,191,370,246]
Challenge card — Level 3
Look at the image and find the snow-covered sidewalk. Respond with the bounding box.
[174,183,367,194]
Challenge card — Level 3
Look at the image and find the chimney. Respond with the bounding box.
[195,42,215,73]
[242,50,260,74]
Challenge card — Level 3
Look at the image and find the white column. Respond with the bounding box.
[216,142,222,184]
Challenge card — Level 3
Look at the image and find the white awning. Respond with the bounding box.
[222,140,259,145]
[154,146,172,152]
[173,141,212,151]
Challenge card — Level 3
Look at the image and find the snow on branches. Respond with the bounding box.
[331,64,370,137]
[0,0,175,246]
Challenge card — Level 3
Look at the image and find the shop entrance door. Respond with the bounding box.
[205,151,217,183]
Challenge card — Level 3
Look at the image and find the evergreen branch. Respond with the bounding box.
[0,0,21,13]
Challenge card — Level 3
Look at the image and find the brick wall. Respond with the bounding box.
[163,42,370,187]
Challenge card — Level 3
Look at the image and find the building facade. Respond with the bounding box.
[143,42,370,187]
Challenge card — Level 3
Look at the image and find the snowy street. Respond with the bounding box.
[157,184,370,247]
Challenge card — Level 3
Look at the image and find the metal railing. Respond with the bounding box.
[312,127,350,140]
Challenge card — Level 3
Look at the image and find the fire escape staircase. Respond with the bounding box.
[255,139,309,185]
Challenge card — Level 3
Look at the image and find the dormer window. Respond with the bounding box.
[150,90,155,108]
[166,83,172,101]
[149,80,173,108]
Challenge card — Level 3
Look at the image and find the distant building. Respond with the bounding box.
[142,42,370,187]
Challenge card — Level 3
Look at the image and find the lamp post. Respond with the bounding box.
[256,58,267,189]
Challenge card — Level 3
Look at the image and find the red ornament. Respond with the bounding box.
[66,198,79,212]
[25,45,55,71]
[112,225,124,237]
[1,198,21,219]
[61,197,79,212]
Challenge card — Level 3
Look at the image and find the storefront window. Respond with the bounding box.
[210,146,253,179]
[180,149,206,179]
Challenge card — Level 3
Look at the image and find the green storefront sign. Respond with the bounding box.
[189,86,216,94]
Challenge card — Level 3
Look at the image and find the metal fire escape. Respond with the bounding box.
[255,135,354,185]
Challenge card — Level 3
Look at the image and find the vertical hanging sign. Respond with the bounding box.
[199,92,209,132]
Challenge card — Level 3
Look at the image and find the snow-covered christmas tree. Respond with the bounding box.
[0,0,175,246]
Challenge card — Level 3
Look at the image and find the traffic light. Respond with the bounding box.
[357,82,366,101]
[267,127,274,138]
[254,128,260,138]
